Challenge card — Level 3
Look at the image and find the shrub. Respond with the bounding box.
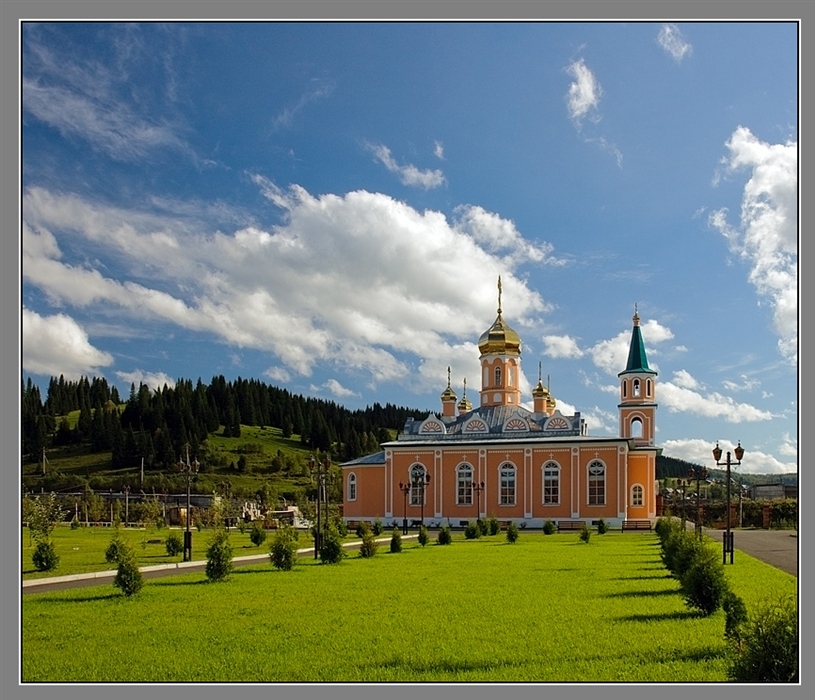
[105,533,128,564]
[320,526,346,564]
[654,516,676,542]
[417,525,429,547]
[477,519,488,536]
[437,525,452,545]
[722,590,748,647]
[506,521,519,543]
[390,527,402,553]
[680,546,728,616]
[70,516,80,530]
[728,595,798,682]
[334,518,348,537]
[269,525,299,571]
[372,518,384,536]
[579,524,591,544]
[205,529,234,582]
[356,521,371,538]
[32,540,59,572]
[542,519,556,535]
[464,521,480,540]
[661,528,703,580]
[359,531,379,558]
[488,516,500,536]
[597,518,609,534]
[165,531,184,557]
[249,521,267,547]
[113,545,144,597]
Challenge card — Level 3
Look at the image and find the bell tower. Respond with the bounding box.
[618,307,657,445]
[478,277,522,408]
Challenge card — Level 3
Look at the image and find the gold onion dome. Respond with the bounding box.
[440,366,457,402]
[478,276,522,356]
[532,378,549,398]
[457,378,472,412]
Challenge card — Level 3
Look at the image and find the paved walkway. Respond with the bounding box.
[697,527,798,576]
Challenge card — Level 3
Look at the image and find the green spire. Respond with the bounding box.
[619,307,657,376]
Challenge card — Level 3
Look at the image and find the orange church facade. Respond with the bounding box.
[342,281,660,529]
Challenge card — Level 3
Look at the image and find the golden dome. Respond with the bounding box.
[478,276,522,356]
[440,366,457,402]
[532,378,549,398]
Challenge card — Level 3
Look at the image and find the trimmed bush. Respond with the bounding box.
[356,521,371,538]
[389,527,402,553]
[506,521,519,543]
[359,531,379,558]
[165,531,183,557]
[320,526,346,564]
[579,524,591,544]
[723,590,748,647]
[113,545,144,597]
[597,518,609,534]
[542,519,556,535]
[372,519,384,536]
[728,595,798,682]
[417,525,429,547]
[70,516,80,530]
[464,521,480,540]
[437,525,452,545]
[660,527,702,579]
[680,546,727,616]
[488,516,500,536]
[205,528,234,582]
[249,521,267,547]
[105,533,127,564]
[270,525,299,571]
[477,519,488,536]
[32,540,59,572]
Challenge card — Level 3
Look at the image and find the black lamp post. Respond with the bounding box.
[123,485,130,527]
[713,441,745,564]
[473,480,485,519]
[688,467,708,539]
[177,443,200,562]
[676,478,689,530]
[311,454,331,559]
[414,471,431,528]
[398,481,411,534]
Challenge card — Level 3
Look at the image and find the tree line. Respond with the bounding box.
[22,374,429,469]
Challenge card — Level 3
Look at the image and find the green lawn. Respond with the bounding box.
[20,532,797,682]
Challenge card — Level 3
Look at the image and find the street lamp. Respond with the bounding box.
[311,454,331,559]
[676,478,690,530]
[123,485,130,527]
[398,482,411,534]
[412,471,431,528]
[688,467,708,539]
[473,481,485,520]
[713,441,745,564]
[177,443,200,562]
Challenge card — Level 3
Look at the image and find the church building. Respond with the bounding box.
[341,279,660,528]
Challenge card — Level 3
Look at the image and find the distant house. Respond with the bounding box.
[747,483,797,500]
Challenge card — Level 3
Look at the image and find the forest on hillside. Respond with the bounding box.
[21,374,429,470]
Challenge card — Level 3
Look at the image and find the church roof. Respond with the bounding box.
[619,309,657,376]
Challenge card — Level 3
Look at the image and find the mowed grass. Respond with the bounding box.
[21,532,796,683]
[21,525,314,580]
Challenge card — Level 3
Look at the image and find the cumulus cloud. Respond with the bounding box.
[722,375,761,393]
[565,58,602,126]
[365,142,446,189]
[314,378,360,399]
[22,183,556,397]
[658,381,774,423]
[662,438,795,475]
[434,141,445,159]
[542,334,584,359]
[657,24,693,63]
[115,370,176,392]
[22,308,114,378]
[709,127,798,364]
[588,318,674,376]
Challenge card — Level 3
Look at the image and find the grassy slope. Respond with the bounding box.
[21,532,797,682]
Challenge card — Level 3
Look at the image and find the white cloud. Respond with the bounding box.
[115,369,175,392]
[271,81,334,130]
[542,334,584,359]
[722,375,761,393]
[662,438,795,475]
[365,142,446,189]
[658,382,774,423]
[672,369,701,390]
[589,318,674,376]
[22,308,114,378]
[709,127,798,364]
[778,432,798,457]
[657,24,693,63]
[264,366,291,383]
[434,141,445,159]
[23,183,554,397]
[321,378,359,399]
[565,58,602,126]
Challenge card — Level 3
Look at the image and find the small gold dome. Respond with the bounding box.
[532,379,549,398]
[478,277,521,356]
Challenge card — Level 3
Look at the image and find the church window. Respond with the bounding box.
[507,366,513,386]
[588,461,606,505]
[622,382,627,398]
[543,462,560,504]
[499,463,516,505]
[456,464,473,505]
[494,366,502,387]
[633,379,641,397]
[348,473,357,501]
[410,464,428,506]
[646,379,652,396]
[631,417,643,438]
[631,484,643,507]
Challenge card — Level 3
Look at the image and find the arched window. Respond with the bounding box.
[507,366,513,386]
[494,366,502,387]
[588,461,606,505]
[622,381,627,398]
[457,464,473,505]
[499,463,516,505]
[543,461,560,505]
[348,473,357,501]
[409,464,428,506]
[633,379,641,397]
[630,417,643,438]
[646,379,652,397]
[631,484,643,507]
[483,366,489,388]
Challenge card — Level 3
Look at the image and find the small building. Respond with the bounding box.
[342,281,660,528]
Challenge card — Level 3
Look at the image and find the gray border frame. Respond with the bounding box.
[3,3,807,700]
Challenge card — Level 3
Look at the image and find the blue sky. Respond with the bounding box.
[21,21,798,475]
